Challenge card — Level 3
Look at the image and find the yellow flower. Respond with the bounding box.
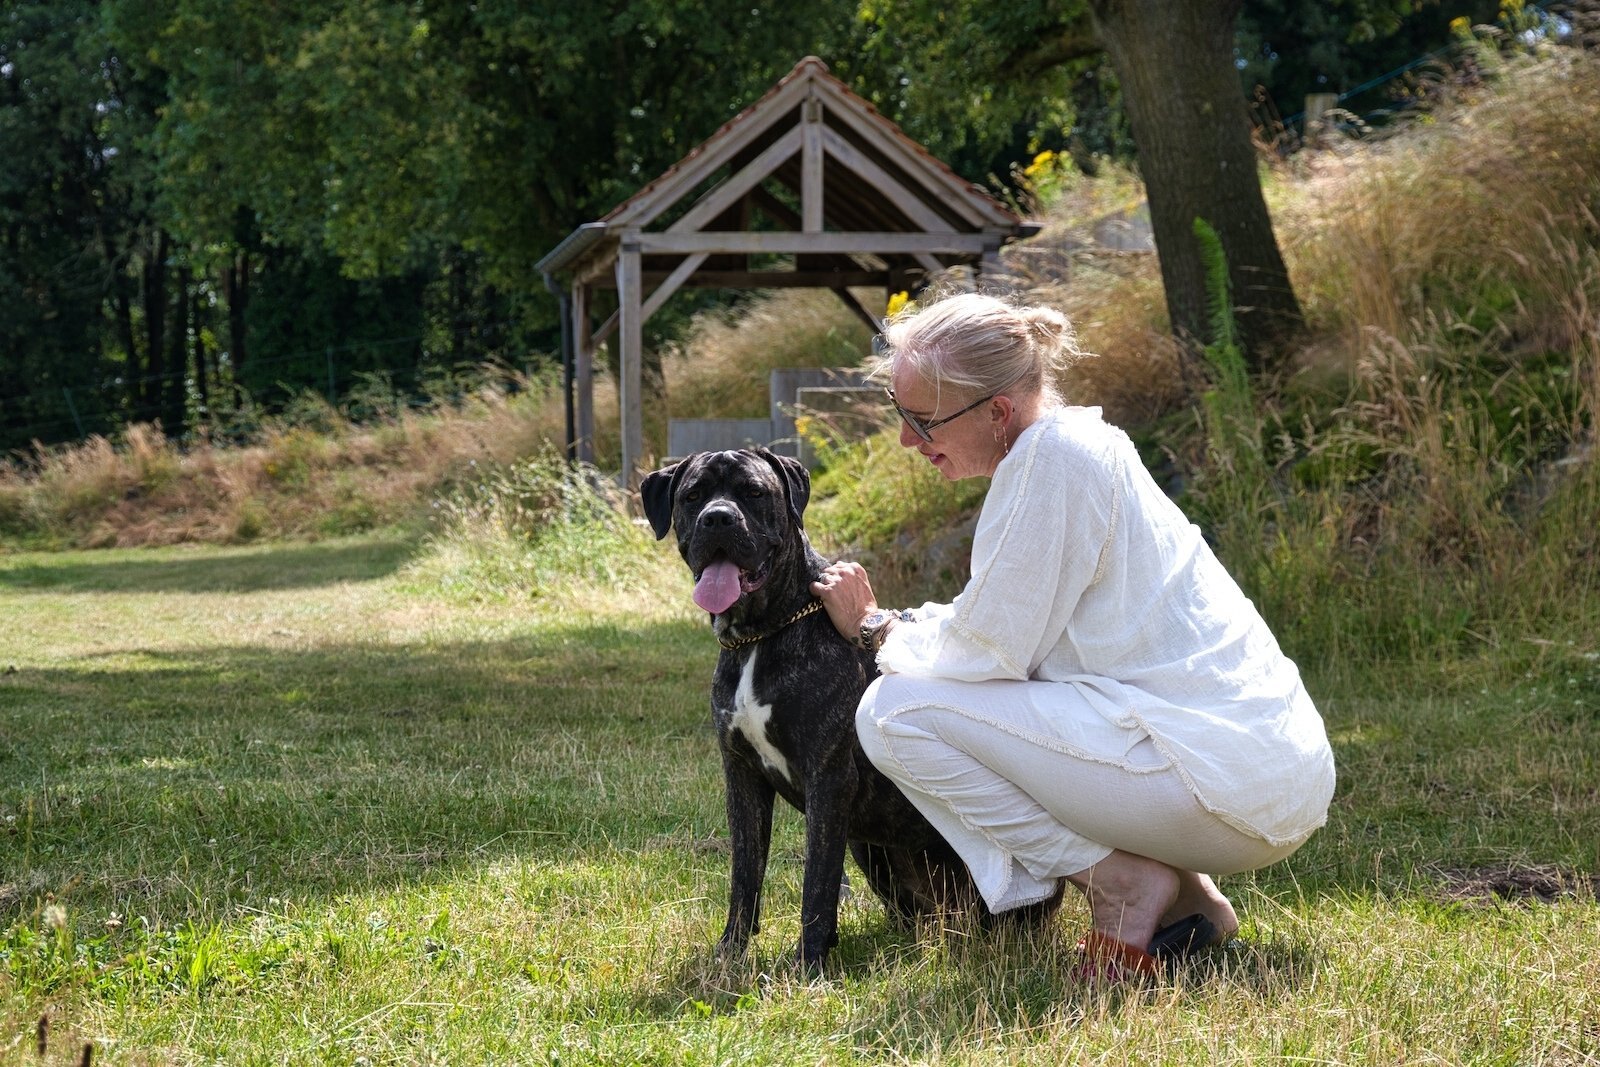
[1024,149,1056,179]
[886,291,911,317]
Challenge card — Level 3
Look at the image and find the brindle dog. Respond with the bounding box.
[641,447,1061,968]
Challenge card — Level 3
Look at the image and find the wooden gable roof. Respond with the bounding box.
[536,55,1036,295]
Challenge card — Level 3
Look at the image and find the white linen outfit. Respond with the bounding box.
[857,406,1336,913]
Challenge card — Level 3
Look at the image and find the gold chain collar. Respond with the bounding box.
[716,598,825,651]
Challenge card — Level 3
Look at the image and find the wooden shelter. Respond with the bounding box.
[535,56,1038,482]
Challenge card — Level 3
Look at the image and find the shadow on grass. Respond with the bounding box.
[0,618,720,925]
[0,537,420,594]
[630,915,1325,1050]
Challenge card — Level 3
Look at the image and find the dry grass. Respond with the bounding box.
[661,288,876,417]
[1278,49,1600,359]
[0,372,573,549]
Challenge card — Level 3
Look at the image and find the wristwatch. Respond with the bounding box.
[856,608,914,651]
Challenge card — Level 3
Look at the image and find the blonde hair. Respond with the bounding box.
[870,292,1084,407]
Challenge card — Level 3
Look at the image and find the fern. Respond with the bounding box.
[1192,218,1260,471]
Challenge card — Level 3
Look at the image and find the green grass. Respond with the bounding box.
[3,537,1598,1065]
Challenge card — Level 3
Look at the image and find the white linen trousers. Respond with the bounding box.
[857,673,1316,912]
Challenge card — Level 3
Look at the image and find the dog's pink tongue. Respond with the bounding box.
[693,560,743,614]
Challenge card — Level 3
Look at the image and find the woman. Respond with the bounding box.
[811,292,1335,979]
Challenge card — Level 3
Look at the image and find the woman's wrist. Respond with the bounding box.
[855,607,913,651]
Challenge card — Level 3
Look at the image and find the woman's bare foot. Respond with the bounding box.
[1066,850,1180,950]
[1157,869,1239,945]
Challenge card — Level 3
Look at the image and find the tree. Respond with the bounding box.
[0,3,110,447]
[1086,0,1303,365]
[0,1,198,451]
[1236,0,1501,130]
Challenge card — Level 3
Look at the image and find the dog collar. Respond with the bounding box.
[717,599,825,651]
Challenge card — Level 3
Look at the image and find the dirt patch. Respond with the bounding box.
[1430,862,1600,905]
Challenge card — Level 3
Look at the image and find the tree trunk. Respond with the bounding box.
[166,264,191,438]
[1087,0,1302,368]
[141,229,169,417]
[223,248,250,401]
[193,281,210,422]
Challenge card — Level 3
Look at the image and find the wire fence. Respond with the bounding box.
[1,320,545,451]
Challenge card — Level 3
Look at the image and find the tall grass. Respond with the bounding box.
[1174,45,1600,680]
[0,368,569,550]
[661,289,875,423]
[409,449,672,611]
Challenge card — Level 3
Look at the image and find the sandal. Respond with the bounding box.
[1073,929,1160,983]
[1147,913,1218,962]
[1073,913,1221,984]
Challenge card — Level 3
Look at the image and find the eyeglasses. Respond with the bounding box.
[885,386,995,444]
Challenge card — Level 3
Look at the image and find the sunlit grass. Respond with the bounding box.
[3,538,1598,1065]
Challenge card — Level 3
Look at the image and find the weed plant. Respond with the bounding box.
[1174,46,1600,683]
[412,449,665,608]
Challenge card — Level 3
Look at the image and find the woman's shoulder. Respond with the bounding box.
[1027,405,1129,459]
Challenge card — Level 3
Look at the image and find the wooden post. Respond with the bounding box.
[571,283,596,465]
[977,235,1004,288]
[615,235,645,486]
[801,95,824,233]
[1304,93,1340,144]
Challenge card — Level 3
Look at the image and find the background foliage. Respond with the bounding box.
[2,0,1489,454]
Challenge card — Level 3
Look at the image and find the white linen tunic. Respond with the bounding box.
[865,405,1335,909]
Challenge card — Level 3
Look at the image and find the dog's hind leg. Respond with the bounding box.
[795,767,857,969]
[849,841,923,928]
[717,760,775,959]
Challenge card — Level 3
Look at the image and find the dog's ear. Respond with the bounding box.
[756,448,811,529]
[639,459,685,540]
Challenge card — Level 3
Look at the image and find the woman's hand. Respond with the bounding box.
[810,561,877,645]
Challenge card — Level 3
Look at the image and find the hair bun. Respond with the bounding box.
[1017,305,1079,372]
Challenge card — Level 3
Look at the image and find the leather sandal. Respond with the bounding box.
[1148,912,1218,962]
[1073,929,1161,983]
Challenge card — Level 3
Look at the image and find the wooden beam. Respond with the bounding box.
[802,96,824,233]
[639,269,888,288]
[616,238,645,487]
[832,288,881,333]
[636,231,991,255]
[571,282,596,465]
[640,252,708,321]
[666,126,803,235]
[607,73,815,229]
[819,127,950,232]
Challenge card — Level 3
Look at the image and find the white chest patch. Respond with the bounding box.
[727,649,793,786]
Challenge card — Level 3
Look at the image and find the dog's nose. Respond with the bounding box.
[698,504,740,529]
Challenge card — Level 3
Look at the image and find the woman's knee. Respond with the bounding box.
[854,675,940,765]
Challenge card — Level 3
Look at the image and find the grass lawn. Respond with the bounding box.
[2,537,1598,1065]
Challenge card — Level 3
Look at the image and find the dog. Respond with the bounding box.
[641,447,1061,968]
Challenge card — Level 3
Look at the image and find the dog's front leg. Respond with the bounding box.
[717,755,775,959]
[795,756,858,970]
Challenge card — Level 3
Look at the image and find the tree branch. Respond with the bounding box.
[997,25,1103,78]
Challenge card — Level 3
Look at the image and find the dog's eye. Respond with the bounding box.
[683,490,702,503]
